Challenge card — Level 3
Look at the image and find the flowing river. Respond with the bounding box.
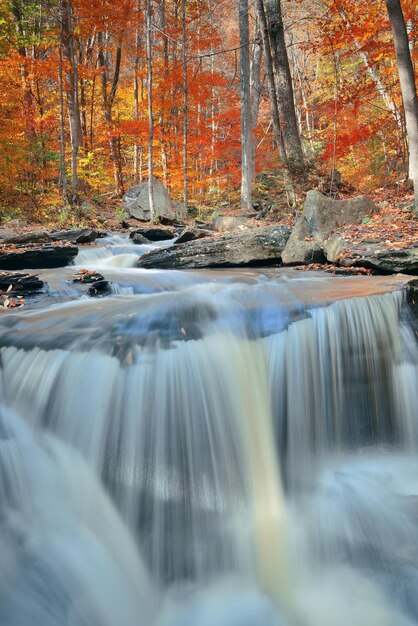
[0,234,418,626]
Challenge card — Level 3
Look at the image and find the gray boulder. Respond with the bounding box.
[122,178,187,223]
[0,228,17,241]
[324,233,418,273]
[50,228,98,244]
[3,230,51,245]
[137,225,291,269]
[281,190,377,265]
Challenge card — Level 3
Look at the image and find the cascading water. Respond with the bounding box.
[0,261,417,626]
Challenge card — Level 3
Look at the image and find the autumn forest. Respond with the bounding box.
[0,0,417,222]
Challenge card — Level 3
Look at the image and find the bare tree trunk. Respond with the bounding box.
[238,0,253,211]
[250,23,263,183]
[58,27,67,205]
[181,0,188,209]
[146,0,155,218]
[133,1,143,183]
[255,0,286,159]
[264,0,304,168]
[386,0,418,215]
[61,0,82,194]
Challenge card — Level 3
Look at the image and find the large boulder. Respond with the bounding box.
[122,178,187,223]
[137,225,291,269]
[281,191,377,265]
[324,233,418,273]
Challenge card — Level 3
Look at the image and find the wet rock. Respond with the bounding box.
[324,234,418,273]
[282,190,377,265]
[50,227,98,244]
[137,225,291,269]
[212,216,251,233]
[0,272,44,294]
[123,177,187,222]
[129,227,175,241]
[88,280,111,296]
[4,230,51,244]
[72,269,106,284]
[175,226,213,244]
[0,244,78,270]
[130,233,151,245]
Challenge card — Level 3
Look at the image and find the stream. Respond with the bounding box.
[0,234,418,626]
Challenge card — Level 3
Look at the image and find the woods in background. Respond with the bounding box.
[0,0,416,220]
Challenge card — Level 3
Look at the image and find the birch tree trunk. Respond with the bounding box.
[238,0,253,211]
[385,0,418,216]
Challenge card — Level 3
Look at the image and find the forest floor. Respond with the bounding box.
[1,176,416,252]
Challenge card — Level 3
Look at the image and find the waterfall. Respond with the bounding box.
[0,278,417,625]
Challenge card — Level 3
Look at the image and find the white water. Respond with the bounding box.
[74,233,175,270]
[0,273,418,625]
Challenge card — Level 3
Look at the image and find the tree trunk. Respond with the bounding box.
[264,0,304,168]
[238,0,253,211]
[250,23,263,183]
[181,0,188,209]
[61,0,82,194]
[146,0,155,218]
[386,0,418,216]
[58,28,68,205]
[255,0,286,159]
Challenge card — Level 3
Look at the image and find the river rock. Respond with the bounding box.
[123,178,187,223]
[212,216,251,233]
[131,233,151,244]
[0,244,78,270]
[281,190,377,265]
[50,227,98,244]
[324,233,418,273]
[129,227,175,241]
[0,272,44,294]
[175,226,213,244]
[137,225,291,269]
[4,230,51,244]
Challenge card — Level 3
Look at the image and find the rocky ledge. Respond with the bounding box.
[0,243,78,270]
[137,225,291,269]
[324,234,418,273]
